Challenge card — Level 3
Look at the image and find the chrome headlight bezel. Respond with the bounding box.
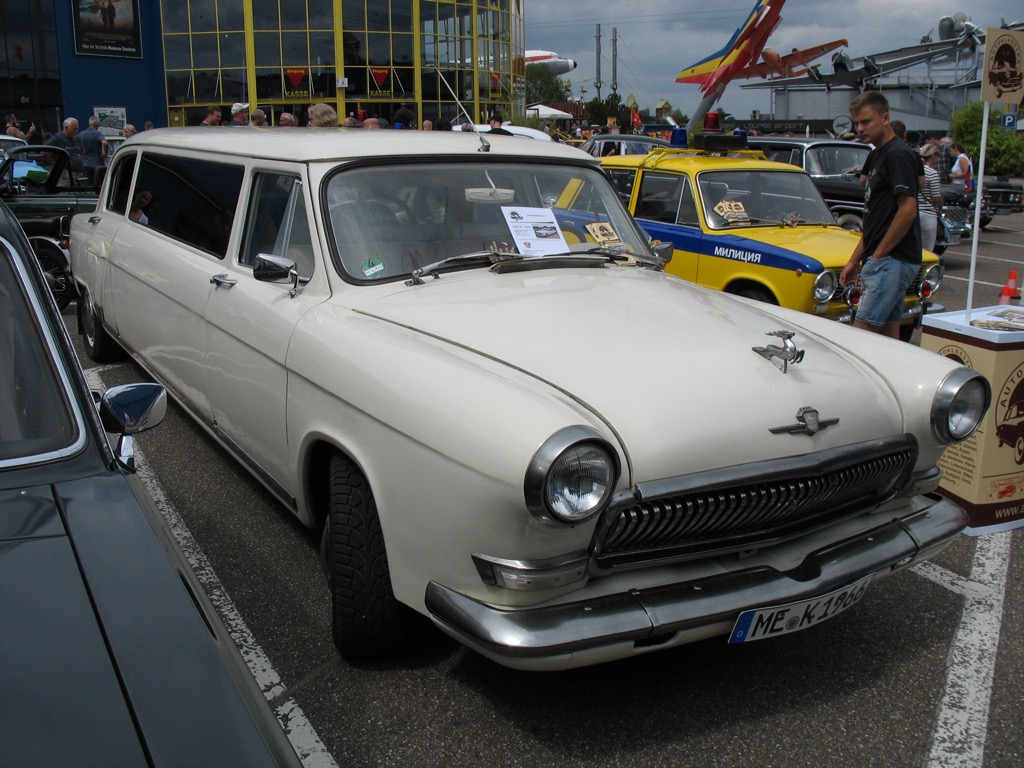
[922,264,943,296]
[525,426,620,526]
[931,368,991,444]
[813,270,837,304]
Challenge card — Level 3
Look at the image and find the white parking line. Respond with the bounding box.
[86,366,337,768]
[913,533,1012,768]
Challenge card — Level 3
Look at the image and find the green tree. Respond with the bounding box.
[950,101,1024,178]
[524,64,569,105]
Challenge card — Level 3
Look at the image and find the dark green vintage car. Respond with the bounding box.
[0,144,98,308]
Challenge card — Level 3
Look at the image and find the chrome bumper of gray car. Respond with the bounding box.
[425,495,967,660]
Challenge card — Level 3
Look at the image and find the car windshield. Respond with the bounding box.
[0,243,78,464]
[806,144,870,177]
[698,170,836,230]
[324,162,650,282]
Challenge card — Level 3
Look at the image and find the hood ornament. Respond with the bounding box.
[770,407,839,436]
[753,330,805,373]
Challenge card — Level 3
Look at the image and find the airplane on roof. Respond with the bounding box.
[676,0,784,96]
[741,33,985,91]
[525,50,577,75]
[736,39,848,79]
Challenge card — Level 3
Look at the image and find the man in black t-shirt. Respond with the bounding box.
[839,91,921,340]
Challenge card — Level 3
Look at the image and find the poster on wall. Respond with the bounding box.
[73,0,143,59]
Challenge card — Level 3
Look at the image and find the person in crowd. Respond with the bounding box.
[342,116,358,127]
[130,189,152,225]
[362,117,382,129]
[122,124,137,138]
[78,115,108,177]
[421,120,433,131]
[487,111,513,135]
[5,114,35,139]
[936,136,953,183]
[949,143,973,190]
[143,121,154,130]
[228,103,249,127]
[918,143,944,252]
[200,106,221,126]
[45,117,83,174]
[839,91,921,340]
[434,118,452,131]
[278,112,297,126]
[307,103,338,127]
[393,105,415,129]
[250,109,267,126]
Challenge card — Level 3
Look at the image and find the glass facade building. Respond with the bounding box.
[1,0,523,133]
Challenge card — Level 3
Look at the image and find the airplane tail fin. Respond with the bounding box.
[675,0,770,83]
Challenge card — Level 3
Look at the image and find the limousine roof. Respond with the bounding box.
[120,127,592,164]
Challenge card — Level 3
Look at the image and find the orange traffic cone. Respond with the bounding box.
[1007,270,1021,299]
[999,285,1014,305]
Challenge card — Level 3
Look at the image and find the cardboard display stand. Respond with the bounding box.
[922,307,1024,534]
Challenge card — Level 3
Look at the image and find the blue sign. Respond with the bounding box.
[1004,113,1018,130]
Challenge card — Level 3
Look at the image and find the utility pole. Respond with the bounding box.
[594,24,602,102]
[611,28,618,94]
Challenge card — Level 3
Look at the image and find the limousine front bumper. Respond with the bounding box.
[425,495,967,670]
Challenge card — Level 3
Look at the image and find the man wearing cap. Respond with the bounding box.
[487,112,513,135]
[229,103,249,127]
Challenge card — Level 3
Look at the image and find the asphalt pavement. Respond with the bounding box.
[67,211,1024,768]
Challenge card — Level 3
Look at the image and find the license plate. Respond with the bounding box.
[728,576,872,644]
[947,234,961,245]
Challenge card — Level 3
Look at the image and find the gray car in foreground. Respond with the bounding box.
[0,198,299,767]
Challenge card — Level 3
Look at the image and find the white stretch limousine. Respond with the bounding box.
[70,127,988,671]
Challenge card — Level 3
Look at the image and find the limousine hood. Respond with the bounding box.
[355,267,904,478]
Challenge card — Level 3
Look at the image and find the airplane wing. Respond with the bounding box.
[735,39,848,79]
[676,0,779,85]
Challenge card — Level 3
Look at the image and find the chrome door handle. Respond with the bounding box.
[210,273,237,287]
[88,215,101,224]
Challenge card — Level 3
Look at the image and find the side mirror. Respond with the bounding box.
[651,240,674,269]
[254,253,310,297]
[98,383,166,471]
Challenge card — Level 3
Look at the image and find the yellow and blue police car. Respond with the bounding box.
[601,137,942,341]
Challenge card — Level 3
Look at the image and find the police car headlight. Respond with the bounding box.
[813,271,837,304]
[525,427,619,525]
[931,368,990,444]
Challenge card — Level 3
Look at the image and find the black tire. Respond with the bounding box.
[32,241,73,310]
[322,455,409,660]
[736,286,778,305]
[79,290,124,363]
[898,324,916,343]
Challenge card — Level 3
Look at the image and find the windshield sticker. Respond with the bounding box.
[359,257,386,278]
[586,221,623,246]
[713,199,750,224]
[501,207,570,256]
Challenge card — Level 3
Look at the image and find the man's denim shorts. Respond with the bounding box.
[856,256,919,327]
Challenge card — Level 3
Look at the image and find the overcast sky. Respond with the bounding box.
[523,1,1019,119]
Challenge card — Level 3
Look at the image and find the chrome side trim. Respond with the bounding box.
[425,495,967,659]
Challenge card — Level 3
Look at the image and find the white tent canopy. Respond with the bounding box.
[526,103,572,120]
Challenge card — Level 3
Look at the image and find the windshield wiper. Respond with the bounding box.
[405,250,521,285]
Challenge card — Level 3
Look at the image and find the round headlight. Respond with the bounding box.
[546,443,615,523]
[525,427,619,525]
[813,270,837,304]
[923,264,943,293]
[931,369,991,444]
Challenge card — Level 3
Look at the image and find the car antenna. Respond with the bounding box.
[435,67,490,153]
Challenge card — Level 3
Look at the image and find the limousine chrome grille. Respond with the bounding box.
[594,438,917,570]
